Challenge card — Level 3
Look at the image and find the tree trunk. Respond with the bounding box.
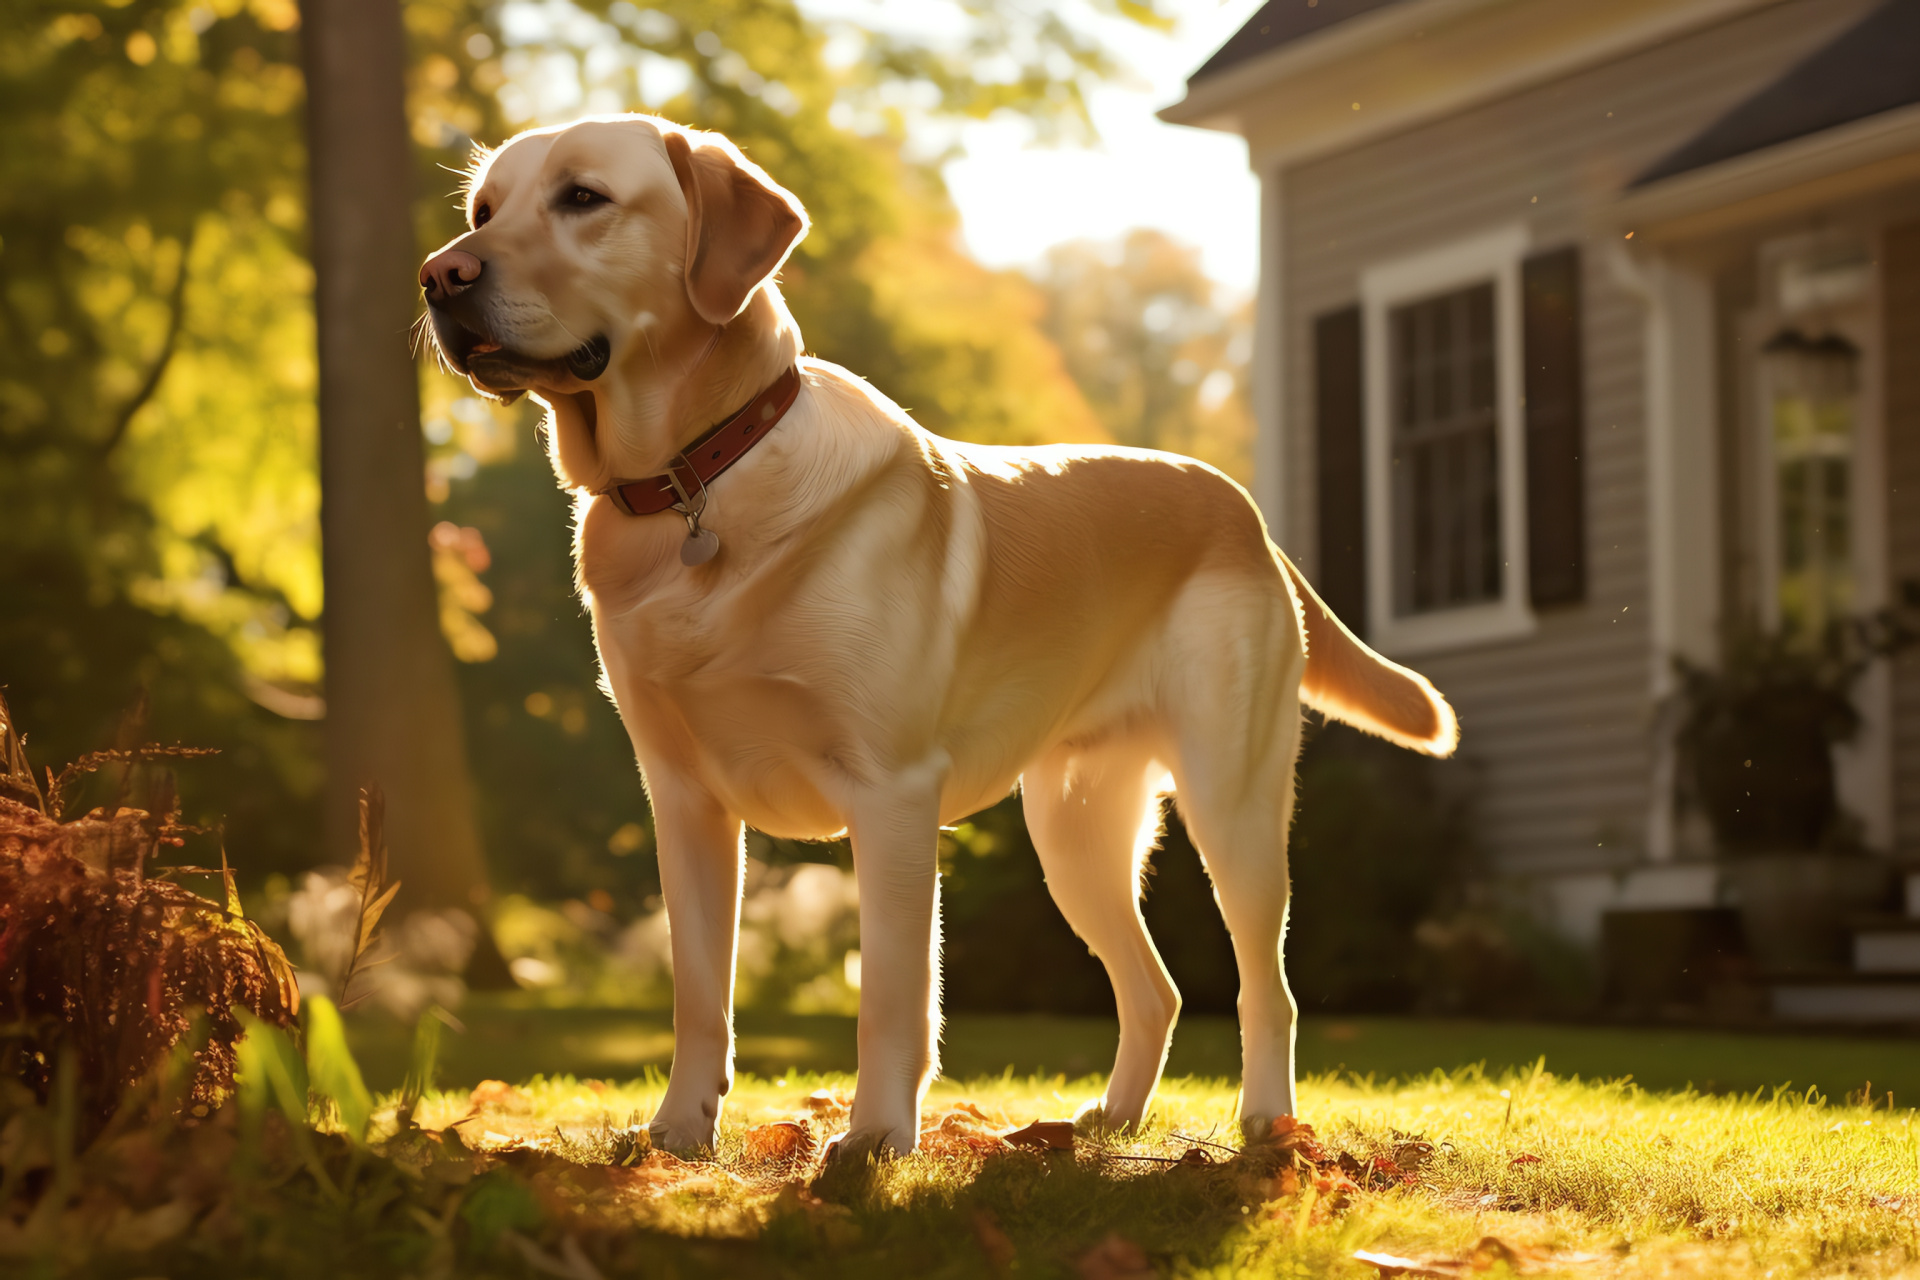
[300,0,505,980]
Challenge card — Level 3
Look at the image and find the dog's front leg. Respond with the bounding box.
[834,774,944,1161]
[648,782,744,1154]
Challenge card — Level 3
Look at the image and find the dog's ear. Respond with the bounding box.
[663,129,808,326]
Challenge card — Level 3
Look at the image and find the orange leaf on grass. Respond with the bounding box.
[469,1079,533,1114]
[742,1121,814,1163]
[1003,1120,1075,1152]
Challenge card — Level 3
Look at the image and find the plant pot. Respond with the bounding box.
[1724,853,1894,975]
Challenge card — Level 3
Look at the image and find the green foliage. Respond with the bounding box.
[234,1006,310,1129]
[1285,723,1472,1012]
[436,442,658,904]
[303,995,374,1143]
[458,1168,545,1254]
[399,1006,449,1119]
[1675,625,1871,853]
[0,0,326,868]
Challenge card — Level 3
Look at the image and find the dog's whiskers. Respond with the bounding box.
[408,312,434,361]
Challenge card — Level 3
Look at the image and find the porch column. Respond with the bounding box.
[1610,247,1720,862]
[1250,161,1289,547]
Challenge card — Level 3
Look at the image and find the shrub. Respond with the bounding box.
[0,699,298,1139]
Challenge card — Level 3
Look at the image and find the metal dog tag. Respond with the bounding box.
[681,527,720,566]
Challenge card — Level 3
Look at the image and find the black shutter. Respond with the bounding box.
[1523,247,1586,607]
[1314,306,1367,637]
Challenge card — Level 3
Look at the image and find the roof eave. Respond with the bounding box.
[1605,100,1920,246]
[1158,0,1477,131]
[1161,0,1781,171]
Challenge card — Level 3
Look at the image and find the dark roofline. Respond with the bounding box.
[1186,0,1411,85]
[1635,0,1920,187]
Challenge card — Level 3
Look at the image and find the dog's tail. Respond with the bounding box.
[1278,552,1458,757]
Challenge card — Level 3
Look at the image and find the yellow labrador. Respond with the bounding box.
[420,115,1457,1158]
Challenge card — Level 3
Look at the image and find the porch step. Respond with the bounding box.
[1851,916,1920,973]
[1772,975,1920,1023]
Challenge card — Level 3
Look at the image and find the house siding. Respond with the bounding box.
[1888,219,1920,858]
[1276,0,1879,877]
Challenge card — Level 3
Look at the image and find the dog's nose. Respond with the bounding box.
[420,249,483,300]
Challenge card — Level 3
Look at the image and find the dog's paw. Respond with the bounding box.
[648,1114,717,1157]
[1073,1098,1145,1136]
[821,1125,916,1166]
[809,1125,913,1201]
[1238,1113,1295,1146]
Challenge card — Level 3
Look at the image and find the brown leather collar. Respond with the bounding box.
[598,365,802,516]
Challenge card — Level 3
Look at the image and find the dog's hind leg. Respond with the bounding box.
[1023,737,1180,1129]
[1164,587,1306,1137]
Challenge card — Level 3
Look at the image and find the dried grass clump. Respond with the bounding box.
[0,695,298,1138]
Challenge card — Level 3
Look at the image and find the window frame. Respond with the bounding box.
[1361,225,1536,656]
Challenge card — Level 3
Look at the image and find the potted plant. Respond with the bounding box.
[1674,619,1908,974]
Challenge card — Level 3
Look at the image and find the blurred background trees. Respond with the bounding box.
[0,0,1469,1016]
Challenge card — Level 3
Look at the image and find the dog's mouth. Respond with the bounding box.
[429,312,611,400]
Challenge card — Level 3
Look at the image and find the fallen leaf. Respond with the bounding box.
[921,1108,1012,1159]
[1393,1140,1436,1172]
[470,1080,533,1114]
[741,1121,814,1164]
[1003,1120,1076,1152]
[1355,1236,1571,1278]
[1267,1115,1330,1164]
[1353,1247,1448,1278]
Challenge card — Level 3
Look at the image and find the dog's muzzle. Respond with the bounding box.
[425,303,611,394]
[564,335,611,381]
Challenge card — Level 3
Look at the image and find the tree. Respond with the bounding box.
[0,1,322,862]
[1037,229,1253,481]
[300,0,501,956]
[1,0,1180,925]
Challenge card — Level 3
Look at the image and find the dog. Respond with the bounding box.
[420,114,1457,1159]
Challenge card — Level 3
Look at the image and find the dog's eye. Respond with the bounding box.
[566,186,608,209]
[472,203,492,228]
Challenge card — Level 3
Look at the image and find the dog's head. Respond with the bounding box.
[419,115,808,484]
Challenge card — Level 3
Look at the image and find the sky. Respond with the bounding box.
[804,0,1267,296]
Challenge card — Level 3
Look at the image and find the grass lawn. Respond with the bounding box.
[22,1003,1920,1276]
[373,1057,1918,1278]
[346,997,1920,1104]
[189,1001,1914,1278]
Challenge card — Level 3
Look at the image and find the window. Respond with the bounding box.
[1361,226,1535,656]
[1390,283,1502,615]
[1763,329,1858,641]
[1750,236,1878,650]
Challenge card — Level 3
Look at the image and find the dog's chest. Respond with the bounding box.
[587,553,871,835]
